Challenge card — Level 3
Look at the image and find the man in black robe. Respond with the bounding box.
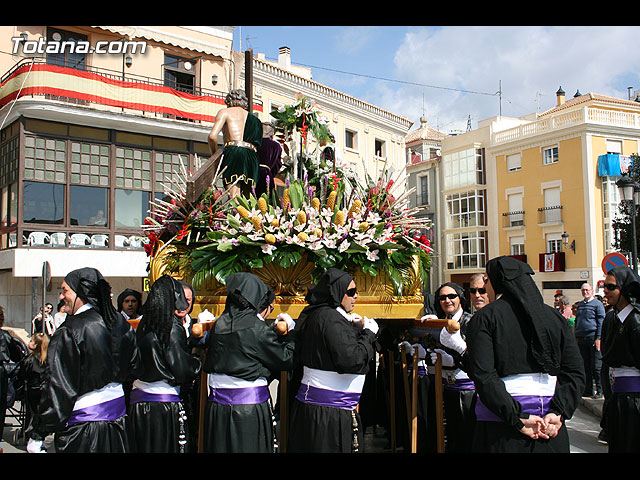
[600,265,640,453]
[35,267,140,453]
[287,267,379,453]
[202,273,296,453]
[117,288,142,321]
[465,256,585,453]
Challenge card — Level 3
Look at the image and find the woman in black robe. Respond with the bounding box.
[287,267,379,453]
[465,256,585,453]
[35,267,140,453]
[127,275,202,453]
[202,272,296,453]
[432,282,476,453]
[600,265,640,453]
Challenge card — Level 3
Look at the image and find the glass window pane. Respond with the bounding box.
[115,189,149,228]
[23,181,64,224]
[70,185,108,226]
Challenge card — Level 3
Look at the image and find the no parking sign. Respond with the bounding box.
[601,252,629,274]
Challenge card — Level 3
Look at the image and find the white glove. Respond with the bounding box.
[198,309,215,323]
[398,341,413,355]
[363,316,379,335]
[439,327,467,354]
[414,343,427,360]
[27,438,46,453]
[429,348,455,367]
[420,314,438,323]
[348,312,364,328]
[276,313,296,331]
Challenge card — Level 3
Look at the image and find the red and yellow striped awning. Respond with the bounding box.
[0,62,261,123]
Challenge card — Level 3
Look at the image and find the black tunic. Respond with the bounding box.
[127,316,201,453]
[287,305,377,453]
[440,310,476,453]
[36,307,140,453]
[601,305,640,452]
[466,296,584,453]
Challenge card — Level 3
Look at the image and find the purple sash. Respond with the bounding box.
[130,388,180,404]
[475,395,553,422]
[208,385,269,406]
[295,383,361,410]
[611,375,640,393]
[407,366,427,376]
[67,396,126,426]
[444,377,475,391]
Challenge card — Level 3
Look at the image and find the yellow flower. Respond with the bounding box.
[251,216,262,232]
[312,197,321,211]
[283,189,291,210]
[265,233,276,244]
[359,221,370,232]
[348,199,362,218]
[271,218,280,228]
[237,205,250,219]
[327,190,337,211]
[258,197,268,213]
[313,228,322,237]
[297,232,308,242]
[335,210,345,226]
[297,211,307,224]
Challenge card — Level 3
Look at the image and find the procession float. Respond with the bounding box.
[141,93,452,453]
[141,93,433,324]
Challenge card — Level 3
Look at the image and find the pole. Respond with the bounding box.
[632,197,638,273]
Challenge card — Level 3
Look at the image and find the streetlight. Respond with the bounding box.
[616,173,639,272]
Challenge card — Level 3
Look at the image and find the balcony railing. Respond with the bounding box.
[537,205,563,224]
[493,106,640,145]
[502,210,525,228]
[0,59,262,124]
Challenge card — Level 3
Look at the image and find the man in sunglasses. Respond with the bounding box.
[575,282,605,399]
[469,273,490,311]
[288,268,378,453]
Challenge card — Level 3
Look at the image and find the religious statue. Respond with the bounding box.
[208,89,263,199]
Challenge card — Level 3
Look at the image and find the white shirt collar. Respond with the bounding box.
[617,304,634,323]
[336,306,352,321]
[75,303,93,315]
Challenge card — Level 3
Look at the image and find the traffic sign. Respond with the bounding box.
[601,252,629,274]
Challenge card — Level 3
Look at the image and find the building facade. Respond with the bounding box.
[0,26,412,331]
[405,115,447,291]
[441,86,640,305]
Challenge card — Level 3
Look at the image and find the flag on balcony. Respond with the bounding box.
[597,154,632,176]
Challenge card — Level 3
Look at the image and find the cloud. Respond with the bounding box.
[376,26,640,133]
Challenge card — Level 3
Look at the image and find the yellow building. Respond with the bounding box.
[445,87,640,304]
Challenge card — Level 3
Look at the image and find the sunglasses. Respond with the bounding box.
[603,283,619,291]
[346,287,358,297]
[470,288,487,294]
[438,293,459,301]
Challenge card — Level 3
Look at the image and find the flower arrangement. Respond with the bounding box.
[177,169,432,296]
[270,92,331,151]
[141,98,433,298]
